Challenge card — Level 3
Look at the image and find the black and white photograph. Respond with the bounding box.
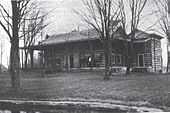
[0,0,169,112]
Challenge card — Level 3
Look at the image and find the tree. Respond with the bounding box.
[0,0,31,91]
[76,0,121,79]
[0,40,4,73]
[21,3,47,70]
[154,0,169,72]
[119,0,148,74]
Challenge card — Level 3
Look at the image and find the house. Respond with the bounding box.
[23,28,163,73]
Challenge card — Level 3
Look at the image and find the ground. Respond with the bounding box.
[0,71,170,108]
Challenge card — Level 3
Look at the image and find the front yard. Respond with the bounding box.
[0,71,170,108]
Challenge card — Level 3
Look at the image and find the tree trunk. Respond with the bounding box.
[126,38,134,74]
[166,44,169,73]
[24,52,28,69]
[10,1,20,91]
[30,50,34,69]
[21,50,24,69]
[103,40,112,80]
[126,42,131,74]
[89,41,94,70]
[10,39,20,91]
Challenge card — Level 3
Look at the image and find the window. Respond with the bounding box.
[95,52,104,67]
[138,54,144,67]
[112,53,122,65]
[115,55,122,64]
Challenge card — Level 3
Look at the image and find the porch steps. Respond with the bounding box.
[111,66,127,75]
[132,67,151,73]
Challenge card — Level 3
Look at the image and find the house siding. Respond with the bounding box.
[144,53,152,67]
[151,39,162,72]
[43,37,162,72]
[132,39,162,72]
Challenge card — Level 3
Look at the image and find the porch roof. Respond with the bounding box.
[21,28,163,50]
[41,29,99,46]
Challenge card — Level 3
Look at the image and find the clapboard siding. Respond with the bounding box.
[151,39,162,72]
[144,53,152,67]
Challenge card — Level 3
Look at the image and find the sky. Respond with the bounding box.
[40,0,84,34]
[0,0,168,68]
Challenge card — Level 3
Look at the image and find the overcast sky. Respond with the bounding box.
[0,0,168,67]
[40,0,163,35]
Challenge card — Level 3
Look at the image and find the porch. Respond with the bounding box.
[19,31,162,73]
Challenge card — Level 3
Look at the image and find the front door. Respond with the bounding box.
[138,54,144,67]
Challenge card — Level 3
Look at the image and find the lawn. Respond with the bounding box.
[0,71,170,108]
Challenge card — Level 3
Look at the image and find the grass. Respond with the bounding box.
[1,71,170,107]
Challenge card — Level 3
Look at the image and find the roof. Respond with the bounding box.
[150,33,164,40]
[38,28,163,46]
[41,29,99,46]
[128,29,163,40]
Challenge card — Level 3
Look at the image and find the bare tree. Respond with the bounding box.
[0,40,4,73]
[0,0,31,91]
[21,3,47,70]
[76,0,121,79]
[154,0,169,72]
[119,0,148,74]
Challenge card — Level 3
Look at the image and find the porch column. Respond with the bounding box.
[65,55,70,71]
[68,55,70,70]
[73,53,79,68]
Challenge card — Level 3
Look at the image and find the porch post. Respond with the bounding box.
[65,44,70,72]
[73,53,79,68]
[66,53,70,72]
[153,39,156,72]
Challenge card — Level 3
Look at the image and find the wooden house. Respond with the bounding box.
[24,28,163,73]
